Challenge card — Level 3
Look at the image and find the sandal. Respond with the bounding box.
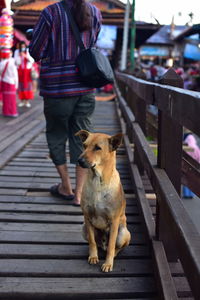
[73,202,81,207]
[50,184,74,200]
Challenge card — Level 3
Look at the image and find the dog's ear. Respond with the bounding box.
[75,130,90,142]
[109,133,123,151]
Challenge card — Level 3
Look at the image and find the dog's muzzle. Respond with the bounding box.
[78,157,93,169]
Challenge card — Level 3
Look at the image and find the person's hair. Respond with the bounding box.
[72,0,92,32]
[19,41,26,52]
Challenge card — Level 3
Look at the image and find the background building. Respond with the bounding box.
[11,0,160,68]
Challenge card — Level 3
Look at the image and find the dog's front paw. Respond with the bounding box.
[88,256,99,264]
[101,262,113,272]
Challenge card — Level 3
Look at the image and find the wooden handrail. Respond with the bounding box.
[115,68,200,300]
[115,70,200,137]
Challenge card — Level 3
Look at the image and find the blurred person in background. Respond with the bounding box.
[0,48,18,117]
[182,131,200,198]
[14,41,34,108]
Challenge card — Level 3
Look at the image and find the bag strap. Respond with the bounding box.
[1,61,9,80]
[61,0,86,51]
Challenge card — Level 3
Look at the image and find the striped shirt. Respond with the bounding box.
[29,0,102,98]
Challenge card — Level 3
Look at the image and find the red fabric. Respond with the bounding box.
[190,70,199,76]
[150,66,157,77]
[18,90,34,100]
[17,56,34,100]
[2,81,18,117]
[0,50,11,59]
[18,57,32,89]
[0,61,9,101]
[103,84,113,93]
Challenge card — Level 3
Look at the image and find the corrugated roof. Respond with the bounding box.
[145,25,187,45]
[173,24,200,41]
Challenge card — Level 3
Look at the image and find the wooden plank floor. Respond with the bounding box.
[0,100,158,299]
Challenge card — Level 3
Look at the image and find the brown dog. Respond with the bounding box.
[75,130,131,272]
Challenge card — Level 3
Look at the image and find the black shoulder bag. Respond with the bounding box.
[61,0,114,88]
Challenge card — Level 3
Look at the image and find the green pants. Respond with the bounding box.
[43,94,95,165]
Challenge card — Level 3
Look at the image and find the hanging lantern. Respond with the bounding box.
[0,8,13,55]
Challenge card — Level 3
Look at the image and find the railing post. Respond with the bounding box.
[134,71,147,134]
[133,71,147,174]
[156,68,183,261]
[157,68,183,194]
[118,80,127,100]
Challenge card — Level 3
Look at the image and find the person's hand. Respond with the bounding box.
[21,52,27,58]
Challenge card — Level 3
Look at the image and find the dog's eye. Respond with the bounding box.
[94,145,101,151]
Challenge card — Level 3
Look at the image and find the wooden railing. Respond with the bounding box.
[115,68,200,300]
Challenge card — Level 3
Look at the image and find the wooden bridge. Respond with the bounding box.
[0,68,199,299]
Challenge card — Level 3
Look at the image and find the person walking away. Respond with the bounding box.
[14,41,34,108]
[29,0,102,206]
[0,48,18,117]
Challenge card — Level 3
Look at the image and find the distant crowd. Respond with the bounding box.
[140,60,200,92]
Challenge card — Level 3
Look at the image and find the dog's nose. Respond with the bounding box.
[78,157,91,168]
